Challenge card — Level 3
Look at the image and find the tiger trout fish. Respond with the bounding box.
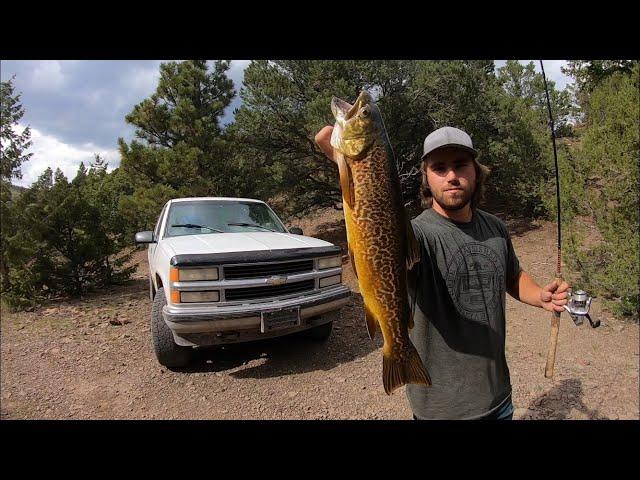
[330,90,432,394]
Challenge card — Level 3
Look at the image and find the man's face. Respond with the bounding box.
[424,147,477,211]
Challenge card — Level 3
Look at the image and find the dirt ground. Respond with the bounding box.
[1,208,638,420]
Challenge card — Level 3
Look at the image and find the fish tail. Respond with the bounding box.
[382,347,432,395]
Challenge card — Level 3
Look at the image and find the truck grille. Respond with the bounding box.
[225,280,315,301]
[224,260,314,280]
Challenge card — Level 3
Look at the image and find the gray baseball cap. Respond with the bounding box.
[422,126,478,160]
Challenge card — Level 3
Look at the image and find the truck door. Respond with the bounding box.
[149,203,168,281]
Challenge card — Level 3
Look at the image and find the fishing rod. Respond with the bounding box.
[539,60,599,379]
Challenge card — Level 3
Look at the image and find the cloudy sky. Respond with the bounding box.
[1,60,572,187]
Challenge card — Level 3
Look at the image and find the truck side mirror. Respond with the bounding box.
[135,231,156,245]
[289,227,303,235]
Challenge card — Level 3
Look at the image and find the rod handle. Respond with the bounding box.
[544,276,563,378]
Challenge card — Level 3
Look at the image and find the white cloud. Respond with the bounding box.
[81,88,108,107]
[29,61,66,91]
[121,63,162,95]
[12,124,119,187]
[546,61,572,90]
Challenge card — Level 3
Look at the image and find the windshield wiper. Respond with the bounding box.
[227,222,276,232]
[171,223,224,233]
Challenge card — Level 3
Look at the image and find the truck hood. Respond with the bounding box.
[161,232,333,256]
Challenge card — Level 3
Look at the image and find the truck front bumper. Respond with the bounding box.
[162,285,351,346]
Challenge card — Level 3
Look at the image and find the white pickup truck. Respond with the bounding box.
[134,197,351,368]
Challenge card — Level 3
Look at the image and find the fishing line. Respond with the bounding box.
[539,60,562,276]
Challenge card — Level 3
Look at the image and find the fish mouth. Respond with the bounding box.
[331,90,373,121]
[331,97,353,120]
[330,90,376,155]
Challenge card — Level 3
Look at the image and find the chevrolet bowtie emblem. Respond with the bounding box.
[266,276,287,286]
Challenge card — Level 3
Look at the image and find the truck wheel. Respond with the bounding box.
[151,287,192,368]
[307,320,333,341]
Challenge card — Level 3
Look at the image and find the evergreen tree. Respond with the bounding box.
[231,60,570,219]
[118,60,237,230]
[562,62,639,318]
[0,76,32,293]
[4,164,136,309]
[0,76,32,180]
[90,153,108,171]
[231,60,423,217]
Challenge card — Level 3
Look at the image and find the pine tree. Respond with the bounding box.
[230,60,571,219]
[230,60,423,217]
[562,62,639,318]
[90,153,108,172]
[118,60,237,230]
[1,76,32,293]
[0,76,32,181]
[4,163,137,308]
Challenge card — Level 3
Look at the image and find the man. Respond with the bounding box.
[315,125,570,420]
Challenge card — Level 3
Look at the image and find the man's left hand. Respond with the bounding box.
[540,279,570,313]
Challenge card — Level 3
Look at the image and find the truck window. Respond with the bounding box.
[164,200,288,238]
[154,204,168,240]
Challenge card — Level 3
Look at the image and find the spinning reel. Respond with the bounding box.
[564,289,599,328]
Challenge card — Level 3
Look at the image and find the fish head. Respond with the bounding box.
[330,90,379,159]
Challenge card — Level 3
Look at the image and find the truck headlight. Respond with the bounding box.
[171,266,219,281]
[180,291,220,303]
[317,256,342,270]
[319,274,341,288]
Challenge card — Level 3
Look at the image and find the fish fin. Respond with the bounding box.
[348,245,358,279]
[336,153,355,209]
[364,304,378,341]
[405,219,421,271]
[382,348,432,395]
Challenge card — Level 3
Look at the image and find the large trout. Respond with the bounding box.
[330,90,431,394]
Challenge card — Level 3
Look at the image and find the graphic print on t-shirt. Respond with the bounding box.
[444,242,504,325]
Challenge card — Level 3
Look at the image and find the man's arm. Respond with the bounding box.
[507,270,569,313]
[315,126,336,164]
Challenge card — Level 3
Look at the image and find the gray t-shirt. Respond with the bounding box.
[406,208,521,420]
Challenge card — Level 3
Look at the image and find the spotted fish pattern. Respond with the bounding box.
[333,92,432,395]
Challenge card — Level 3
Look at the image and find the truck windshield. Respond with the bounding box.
[164,200,288,238]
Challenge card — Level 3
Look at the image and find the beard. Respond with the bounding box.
[432,185,475,211]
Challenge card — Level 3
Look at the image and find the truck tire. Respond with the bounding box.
[151,288,192,368]
[307,320,333,341]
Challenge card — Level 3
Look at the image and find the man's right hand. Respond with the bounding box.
[314,126,336,164]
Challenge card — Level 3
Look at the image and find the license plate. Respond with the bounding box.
[261,307,301,333]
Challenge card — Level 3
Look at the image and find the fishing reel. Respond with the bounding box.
[564,289,599,328]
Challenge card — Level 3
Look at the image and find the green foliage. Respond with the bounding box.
[1,179,17,294]
[562,62,639,319]
[118,181,177,232]
[118,60,238,230]
[489,61,574,216]
[2,163,136,309]
[0,76,32,181]
[4,58,635,323]
[563,60,635,109]
[231,60,571,219]
[229,60,377,216]
[1,76,32,294]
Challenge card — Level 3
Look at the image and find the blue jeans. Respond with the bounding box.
[480,398,514,420]
[412,398,515,420]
